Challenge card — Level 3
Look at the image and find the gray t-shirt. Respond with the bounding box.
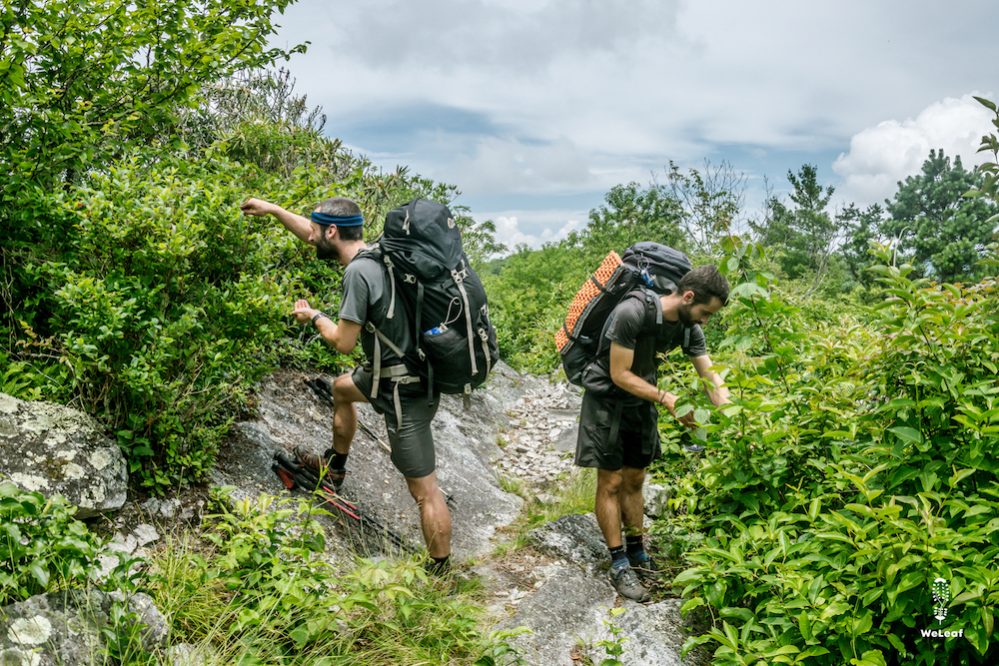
[599,293,706,386]
[339,254,412,367]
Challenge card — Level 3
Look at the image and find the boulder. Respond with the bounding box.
[0,394,126,518]
[529,513,608,573]
[0,590,167,665]
[211,366,524,560]
[491,511,692,665]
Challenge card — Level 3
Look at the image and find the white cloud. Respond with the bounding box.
[272,1,999,238]
[487,212,584,249]
[832,94,995,205]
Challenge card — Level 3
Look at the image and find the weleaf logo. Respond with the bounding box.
[931,577,950,622]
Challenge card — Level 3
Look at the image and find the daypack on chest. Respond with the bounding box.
[555,242,691,387]
[357,198,499,399]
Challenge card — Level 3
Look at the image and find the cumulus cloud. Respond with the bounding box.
[832,94,995,205]
[489,212,583,249]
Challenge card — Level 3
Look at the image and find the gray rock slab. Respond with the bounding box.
[0,590,166,665]
[529,513,609,573]
[211,367,524,560]
[590,599,688,666]
[504,563,615,665]
[0,393,127,518]
[494,558,690,666]
[644,482,672,519]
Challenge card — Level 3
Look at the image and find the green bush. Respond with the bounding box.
[27,151,317,491]
[149,488,521,665]
[666,244,999,664]
[0,481,103,605]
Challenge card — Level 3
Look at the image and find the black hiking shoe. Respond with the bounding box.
[293,445,346,491]
[424,556,452,577]
[610,564,650,602]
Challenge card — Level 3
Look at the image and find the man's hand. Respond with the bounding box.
[240,197,274,217]
[661,393,698,429]
[291,299,318,325]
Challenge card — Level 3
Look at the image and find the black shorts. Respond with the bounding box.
[575,391,660,470]
[351,366,439,479]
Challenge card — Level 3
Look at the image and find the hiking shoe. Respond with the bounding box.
[424,556,452,577]
[610,565,650,602]
[292,446,346,491]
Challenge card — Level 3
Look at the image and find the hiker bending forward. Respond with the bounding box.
[240,196,452,573]
[576,265,730,602]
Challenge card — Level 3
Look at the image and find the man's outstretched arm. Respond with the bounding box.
[241,197,313,245]
[691,354,730,407]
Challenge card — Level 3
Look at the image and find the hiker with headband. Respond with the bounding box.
[239,196,453,574]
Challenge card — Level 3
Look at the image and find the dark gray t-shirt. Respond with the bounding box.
[339,255,412,367]
[596,293,706,387]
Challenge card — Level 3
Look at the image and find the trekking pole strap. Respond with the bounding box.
[383,255,398,320]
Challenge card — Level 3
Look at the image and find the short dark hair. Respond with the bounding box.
[678,265,730,306]
[315,197,364,240]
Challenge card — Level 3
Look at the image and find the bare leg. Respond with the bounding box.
[595,468,625,549]
[619,466,646,537]
[331,373,366,455]
[405,472,452,558]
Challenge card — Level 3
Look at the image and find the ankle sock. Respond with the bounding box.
[324,448,348,470]
[427,555,451,575]
[609,545,629,570]
[626,535,649,563]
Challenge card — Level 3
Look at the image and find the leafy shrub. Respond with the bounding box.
[23,151,323,492]
[149,488,520,664]
[0,481,103,605]
[665,243,999,664]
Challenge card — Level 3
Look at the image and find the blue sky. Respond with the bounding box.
[269,0,997,249]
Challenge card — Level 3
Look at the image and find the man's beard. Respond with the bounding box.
[677,302,694,327]
[316,236,338,261]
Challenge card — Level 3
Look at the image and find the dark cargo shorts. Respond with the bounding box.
[352,365,440,479]
[575,391,660,470]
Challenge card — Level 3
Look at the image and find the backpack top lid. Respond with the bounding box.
[621,242,691,294]
[380,199,464,279]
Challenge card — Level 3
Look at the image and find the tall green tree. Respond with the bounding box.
[968,96,999,274]
[568,180,686,260]
[836,202,885,286]
[883,149,996,282]
[0,0,304,211]
[751,164,837,280]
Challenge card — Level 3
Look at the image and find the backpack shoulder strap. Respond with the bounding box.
[594,288,662,358]
[350,242,403,322]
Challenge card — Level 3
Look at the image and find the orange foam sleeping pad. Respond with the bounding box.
[555,251,622,351]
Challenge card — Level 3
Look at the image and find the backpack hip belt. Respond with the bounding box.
[360,334,422,429]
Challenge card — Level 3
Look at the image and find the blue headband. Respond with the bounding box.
[311,211,365,227]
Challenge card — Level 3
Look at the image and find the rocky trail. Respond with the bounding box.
[1,364,699,665]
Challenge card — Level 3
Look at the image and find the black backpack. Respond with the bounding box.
[557,242,691,387]
[358,199,499,401]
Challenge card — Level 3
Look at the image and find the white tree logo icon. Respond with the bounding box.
[931,578,950,622]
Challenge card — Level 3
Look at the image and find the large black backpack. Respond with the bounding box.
[359,199,499,401]
[556,242,691,386]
